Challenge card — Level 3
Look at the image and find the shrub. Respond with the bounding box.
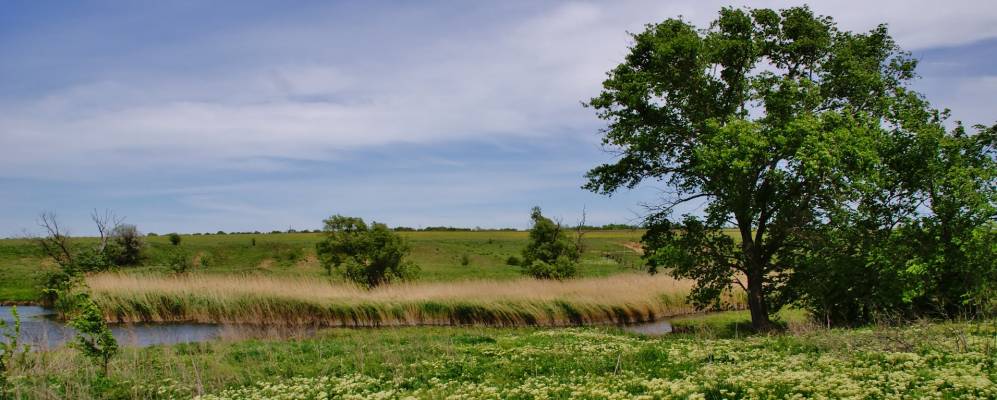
[167,233,182,246]
[198,253,212,268]
[459,254,471,266]
[316,215,419,288]
[522,256,577,280]
[72,247,115,273]
[506,255,521,266]
[110,224,143,265]
[69,293,118,375]
[0,306,27,396]
[167,249,193,274]
[521,207,579,279]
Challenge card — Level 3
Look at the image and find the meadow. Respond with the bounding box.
[4,311,994,399]
[0,230,647,303]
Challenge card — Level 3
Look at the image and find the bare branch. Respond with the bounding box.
[36,212,74,266]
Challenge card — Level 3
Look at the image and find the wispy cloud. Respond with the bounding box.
[1,0,995,234]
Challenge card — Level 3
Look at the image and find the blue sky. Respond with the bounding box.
[2,1,996,235]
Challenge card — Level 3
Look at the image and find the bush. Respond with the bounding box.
[316,215,419,288]
[459,254,471,267]
[69,293,118,375]
[166,249,193,274]
[72,247,114,273]
[0,306,26,396]
[521,207,579,279]
[522,256,577,280]
[110,224,143,265]
[505,255,521,266]
[168,233,182,246]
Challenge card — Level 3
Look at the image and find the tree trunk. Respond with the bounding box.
[746,267,773,331]
[737,216,773,332]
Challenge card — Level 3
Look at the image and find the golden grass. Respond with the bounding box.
[87,273,745,327]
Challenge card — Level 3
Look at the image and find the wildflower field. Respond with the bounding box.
[9,312,995,399]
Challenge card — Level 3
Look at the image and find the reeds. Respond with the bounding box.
[87,273,746,327]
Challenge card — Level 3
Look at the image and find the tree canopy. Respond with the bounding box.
[316,215,419,288]
[521,207,580,280]
[586,6,996,329]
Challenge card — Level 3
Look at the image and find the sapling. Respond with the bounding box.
[69,294,118,375]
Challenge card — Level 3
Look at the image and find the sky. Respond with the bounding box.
[1,1,996,235]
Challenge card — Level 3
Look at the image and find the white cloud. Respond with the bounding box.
[1,0,995,181]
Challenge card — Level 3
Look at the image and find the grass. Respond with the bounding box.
[0,230,647,302]
[87,273,739,326]
[5,313,995,399]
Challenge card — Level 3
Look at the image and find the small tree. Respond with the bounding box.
[315,215,419,288]
[521,207,579,279]
[69,293,118,375]
[109,224,144,266]
[166,248,193,274]
[167,233,182,246]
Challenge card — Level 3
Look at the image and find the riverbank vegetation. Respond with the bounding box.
[86,273,725,326]
[0,312,992,399]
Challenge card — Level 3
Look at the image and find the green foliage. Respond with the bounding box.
[109,224,144,266]
[68,293,118,375]
[0,306,28,397]
[167,233,182,246]
[521,207,579,279]
[316,215,419,287]
[522,255,578,280]
[16,319,993,399]
[789,124,997,323]
[459,254,471,267]
[1,230,645,301]
[71,247,114,273]
[585,5,995,328]
[166,248,193,274]
[505,255,521,266]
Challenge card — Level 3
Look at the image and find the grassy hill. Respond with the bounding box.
[0,230,647,302]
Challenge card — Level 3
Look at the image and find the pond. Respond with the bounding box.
[0,306,225,349]
[0,306,673,349]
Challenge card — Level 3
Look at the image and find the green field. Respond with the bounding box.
[6,311,994,399]
[0,230,646,302]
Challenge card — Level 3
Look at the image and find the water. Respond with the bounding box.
[623,319,673,335]
[0,306,673,349]
[0,306,225,349]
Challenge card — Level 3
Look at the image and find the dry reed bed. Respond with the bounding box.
[87,273,743,327]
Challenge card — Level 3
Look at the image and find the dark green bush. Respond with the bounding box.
[521,207,579,279]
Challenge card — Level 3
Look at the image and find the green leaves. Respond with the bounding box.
[316,215,419,288]
[586,5,995,328]
[521,207,579,280]
[69,293,118,375]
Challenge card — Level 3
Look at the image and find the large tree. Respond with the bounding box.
[584,6,928,330]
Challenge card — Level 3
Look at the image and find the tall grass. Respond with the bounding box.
[87,273,745,327]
